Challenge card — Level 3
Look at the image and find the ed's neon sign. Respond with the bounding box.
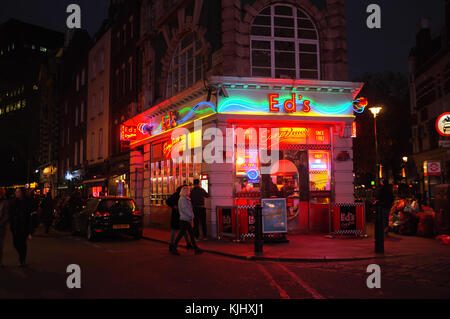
[269,94,311,113]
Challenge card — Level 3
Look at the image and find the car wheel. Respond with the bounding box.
[86,223,97,242]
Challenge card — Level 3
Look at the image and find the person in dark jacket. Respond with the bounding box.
[9,187,33,266]
[166,185,191,251]
[190,179,209,240]
[0,188,9,267]
[40,192,55,234]
[375,179,394,234]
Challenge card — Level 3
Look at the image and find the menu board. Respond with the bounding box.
[340,205,357,231]
[220,208,233,235]
[262,198,288,233]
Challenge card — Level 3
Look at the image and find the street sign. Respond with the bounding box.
[436,112,450,137]
[427,161,441,176]
[439,140,450,148]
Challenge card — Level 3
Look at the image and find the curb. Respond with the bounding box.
[142,235,409,263]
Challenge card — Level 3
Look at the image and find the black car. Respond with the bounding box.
[72,196,143,241]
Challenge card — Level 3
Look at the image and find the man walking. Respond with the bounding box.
[0,188,9,267]
[40,192,54,234]
[9,187,33,267]
[190,179,209,240]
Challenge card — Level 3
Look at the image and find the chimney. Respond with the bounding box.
[416,17,432,62]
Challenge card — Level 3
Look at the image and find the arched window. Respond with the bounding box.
[166,33,205,97]
[250,4,320,79]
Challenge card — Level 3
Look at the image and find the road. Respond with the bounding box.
[1,226,449,299]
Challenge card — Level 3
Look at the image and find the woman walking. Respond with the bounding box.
[9,187,33,267]
[166,185,192,252]
[171,186,202,256]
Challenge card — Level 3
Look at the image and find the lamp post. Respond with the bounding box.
[369,106,382,187]
[402,156,408,181]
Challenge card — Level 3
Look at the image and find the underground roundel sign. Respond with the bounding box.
[436,112,450,137]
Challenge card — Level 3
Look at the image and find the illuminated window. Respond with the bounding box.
[40,47,47,52]
[250,4,320,79]
[166,33,205,98]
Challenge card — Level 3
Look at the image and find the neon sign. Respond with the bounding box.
[269,94,311,113]
[120,125,137,141]
[353,97,367,113]
[161,111,178,131]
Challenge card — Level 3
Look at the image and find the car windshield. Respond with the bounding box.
[97,199,136,213]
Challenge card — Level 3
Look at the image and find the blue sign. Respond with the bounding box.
[262,198,287,234]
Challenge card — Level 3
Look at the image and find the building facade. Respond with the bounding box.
[409,2,450,204]
[122,0,362,237]
[57,29,91,193]
[0,19,64,187]
[85,24,113,197]
[108,0,142,196]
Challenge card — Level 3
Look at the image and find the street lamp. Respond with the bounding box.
[369,106,383,186]
[402,156,408,163]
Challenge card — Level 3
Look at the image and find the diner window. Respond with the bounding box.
[250,4,320,79]
[166,33,205,98]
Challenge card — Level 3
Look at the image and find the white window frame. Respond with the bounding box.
[166,33,204,98]
[99,88,104,114]
[98,128,103,159]
[80,138,84,164]
[74,141,78,166]
[129,57,133,91]
[91,132,95,161]
[250,4,320,80]
[80,101,84,122]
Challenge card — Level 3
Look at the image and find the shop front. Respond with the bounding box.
[123,77,364,237]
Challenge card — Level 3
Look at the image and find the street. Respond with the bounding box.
[1,226,449,299]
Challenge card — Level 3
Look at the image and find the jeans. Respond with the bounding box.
[174,221,198,250]
[193,207,207,238]
[12,231,28,264]
[170,229,190,246]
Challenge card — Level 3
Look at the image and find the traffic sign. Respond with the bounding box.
[436,112,450,137]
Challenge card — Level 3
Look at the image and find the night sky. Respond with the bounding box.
[0,0,444,80]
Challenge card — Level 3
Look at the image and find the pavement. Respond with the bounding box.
[143,223,450,262]
[1,225,450,299]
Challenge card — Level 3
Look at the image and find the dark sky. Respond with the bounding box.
[0,0,445,80]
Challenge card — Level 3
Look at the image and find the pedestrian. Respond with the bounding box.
[171,186,203,256]
[40,192,54,234]
[166,185,192,251]
[190,179,209,240]
[0,188,10,267]
[375,179,394,235]
[9,187,33,267]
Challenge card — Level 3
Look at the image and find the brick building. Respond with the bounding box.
[409,1,450,203]
[122,0,363,236]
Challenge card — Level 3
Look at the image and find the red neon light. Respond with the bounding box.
[269,94,311,113]
[352,122,357,138]
[201,174,208,180]
[120,125,137,141]
[303,100,311,113]
[284,94,296,112]
[269,94,279,112]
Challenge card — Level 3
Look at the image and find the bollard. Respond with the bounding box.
[374,204,384,254]
[254,205,263,255]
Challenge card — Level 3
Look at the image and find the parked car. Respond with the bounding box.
[72,196,143,241]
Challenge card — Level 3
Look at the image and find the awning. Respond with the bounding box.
[82,178,107,184]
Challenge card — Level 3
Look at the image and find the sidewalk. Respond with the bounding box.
[142,226,450,262]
